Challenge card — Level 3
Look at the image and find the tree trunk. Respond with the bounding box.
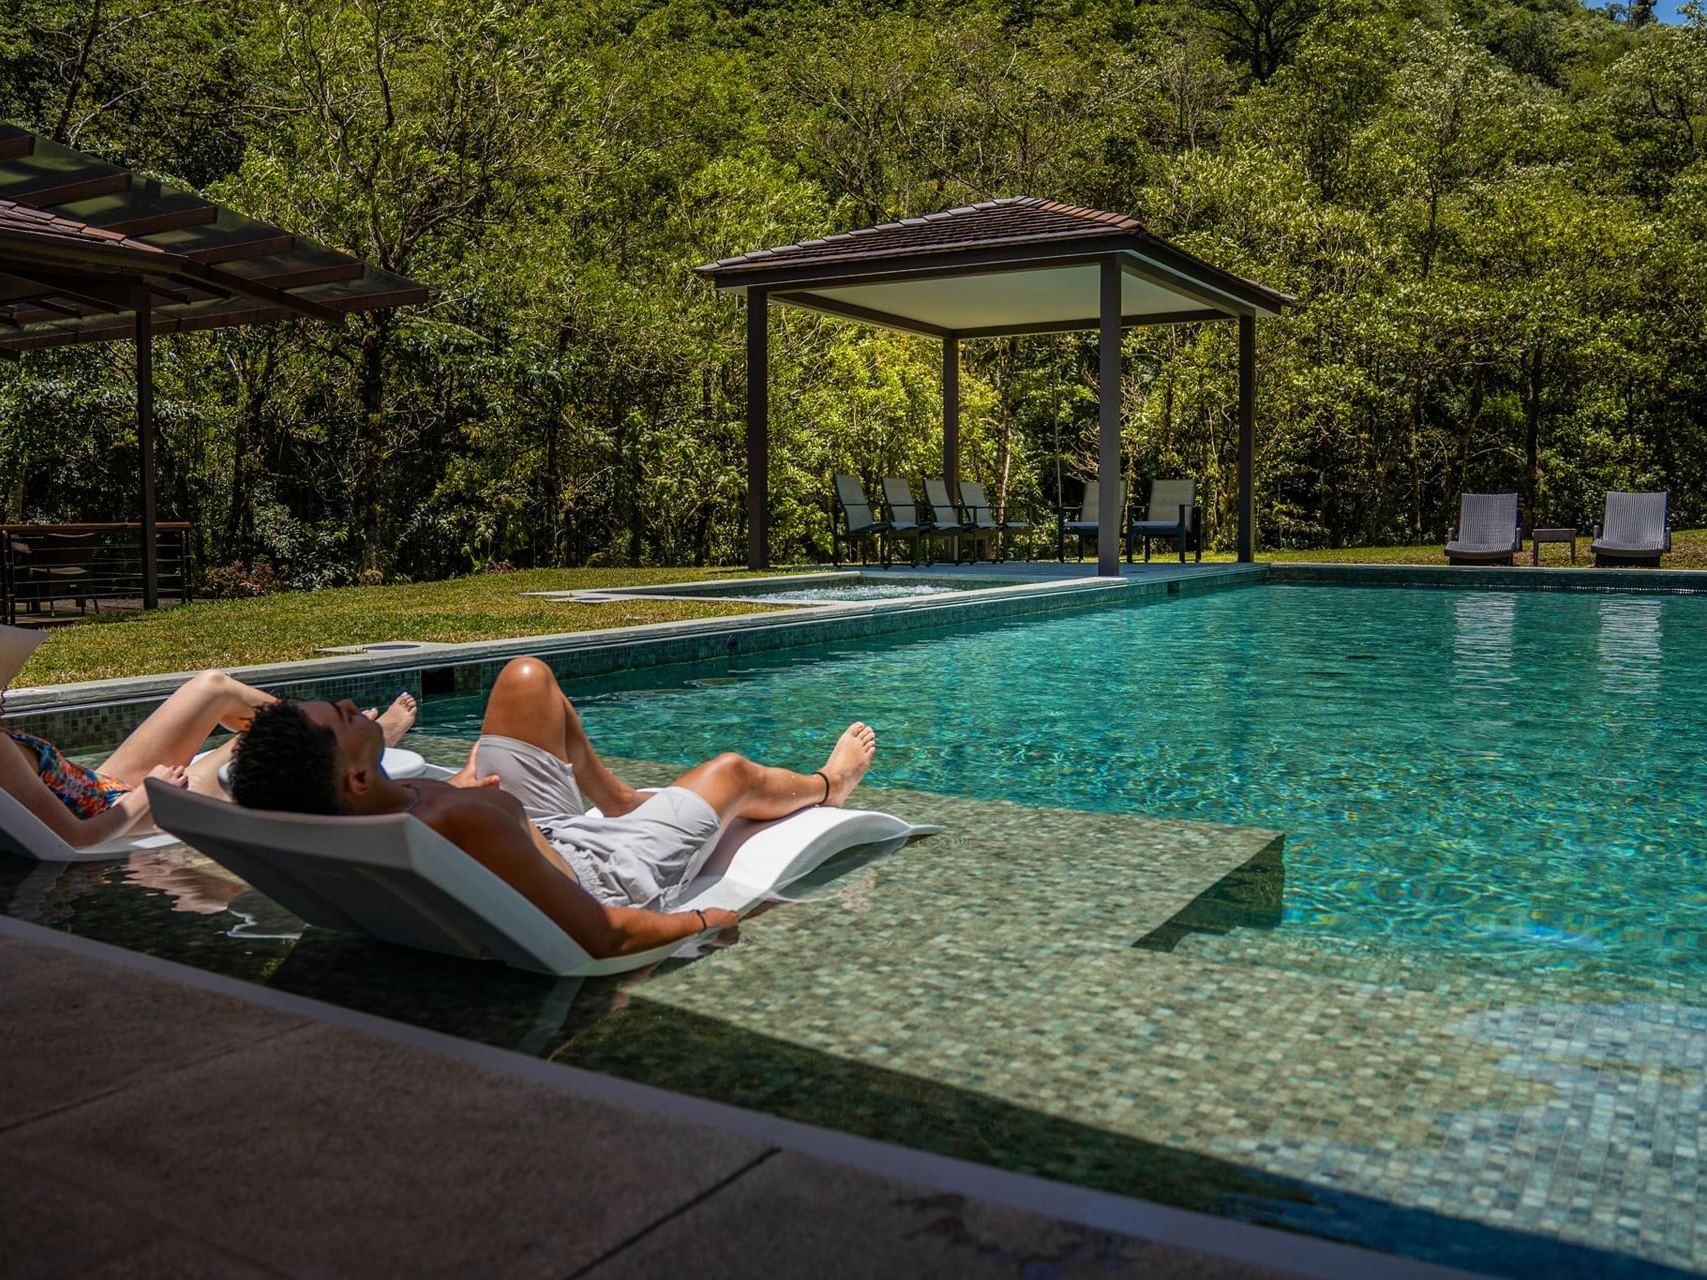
[1524,347,1543,526]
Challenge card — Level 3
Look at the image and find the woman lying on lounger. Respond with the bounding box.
[229,656,876,959]
[0,624,416,851]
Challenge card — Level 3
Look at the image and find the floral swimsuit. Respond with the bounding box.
[6,728,132,818]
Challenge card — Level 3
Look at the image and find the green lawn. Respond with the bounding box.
[1202,527,1707,569]
[20,533,1707,688]
[17,567,773,687]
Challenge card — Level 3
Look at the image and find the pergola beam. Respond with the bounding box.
[1117,258,1247,320]
[956,308,1228,339]
[774,290,950,339]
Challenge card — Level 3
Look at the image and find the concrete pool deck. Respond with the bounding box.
[1,914,1483,1280]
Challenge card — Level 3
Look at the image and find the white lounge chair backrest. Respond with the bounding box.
[833,474,883,535]
[1454,493,1520,550]
[922,477,961,527]
[0,783,181,863]
[880,477,921,527]
[145,779,939,977]
[1146,478,1197,528]
[1599,491,1669,551]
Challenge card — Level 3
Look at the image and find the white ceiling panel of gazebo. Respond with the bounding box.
[797,263,1227,333]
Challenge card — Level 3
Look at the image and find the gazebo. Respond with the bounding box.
[696,197,1294,575]
[0,125,427,612]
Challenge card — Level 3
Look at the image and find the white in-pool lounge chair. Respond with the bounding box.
[1591,491,1670,567]
[0,784,182,862]
[144,778,940,976]
[0,746,445,864]
[1444,493,1522,566]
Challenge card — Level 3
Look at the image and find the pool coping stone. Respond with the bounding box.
[0,914,1482,1280]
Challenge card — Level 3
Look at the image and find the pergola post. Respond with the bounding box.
[942,334,959,499]
[1096,257,1122,577]
[1238,313,1255,564]
[133,283,159,610]
[745,288,769,570]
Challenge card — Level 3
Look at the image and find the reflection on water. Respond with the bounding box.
[1451,591,1517,690]
[1597,596,1663,698]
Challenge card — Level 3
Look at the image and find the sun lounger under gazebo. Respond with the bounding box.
[923,478,986,563]
[1129,479,1202,564]
[880,477,949,565]
[1591,491,1670,567]
[961,481,1027,562]
[1060,480,1126,562]
[1444,493,1522,566]
[832,474,891,566]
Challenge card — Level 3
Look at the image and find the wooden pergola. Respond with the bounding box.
[696,197,1294,576]
[0,125,427,608]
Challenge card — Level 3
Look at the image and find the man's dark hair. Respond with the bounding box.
[231,701,342,815]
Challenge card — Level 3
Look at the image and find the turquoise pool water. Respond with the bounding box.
[424,583,1707,982]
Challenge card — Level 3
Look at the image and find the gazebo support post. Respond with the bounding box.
[942,335,959,501]
[746,288,769,570]
[133,283,159,609]
[1238,313,1255,564]
[1096,257,1121,577]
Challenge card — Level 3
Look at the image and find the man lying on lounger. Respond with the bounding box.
[229,657,876,960]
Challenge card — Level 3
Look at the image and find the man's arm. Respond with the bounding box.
[438,804,732,958]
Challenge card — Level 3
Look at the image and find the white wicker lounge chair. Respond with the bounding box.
[1591,491,1670,567]
[1444,493,1522,566]
[145,778,940,976]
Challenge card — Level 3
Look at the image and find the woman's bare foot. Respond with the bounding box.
[365,693,418,747]
[820,722,876,807]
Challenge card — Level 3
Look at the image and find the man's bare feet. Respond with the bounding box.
[821,722,876,807]
[365,693,418,747]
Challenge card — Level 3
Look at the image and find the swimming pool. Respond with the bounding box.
[5,581,1704,1276]
[431,583,1707,981]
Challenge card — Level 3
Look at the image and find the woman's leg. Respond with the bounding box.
[100,671,275,787]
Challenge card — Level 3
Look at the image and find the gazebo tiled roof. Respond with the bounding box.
[702,198,1148,271]
[696,196,1291,339]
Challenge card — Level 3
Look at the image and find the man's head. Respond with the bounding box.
[230,698,384,815]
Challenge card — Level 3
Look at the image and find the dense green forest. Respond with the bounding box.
[1,0,1703,582]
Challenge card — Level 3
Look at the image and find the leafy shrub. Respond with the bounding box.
[201,560,286,599]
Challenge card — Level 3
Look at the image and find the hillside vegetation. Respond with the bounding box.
[2,0,1703,578]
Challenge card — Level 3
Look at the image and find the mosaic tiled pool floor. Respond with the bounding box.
[2,753,1702,1276]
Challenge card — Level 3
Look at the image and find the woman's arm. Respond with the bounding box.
[0,742,163,849]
